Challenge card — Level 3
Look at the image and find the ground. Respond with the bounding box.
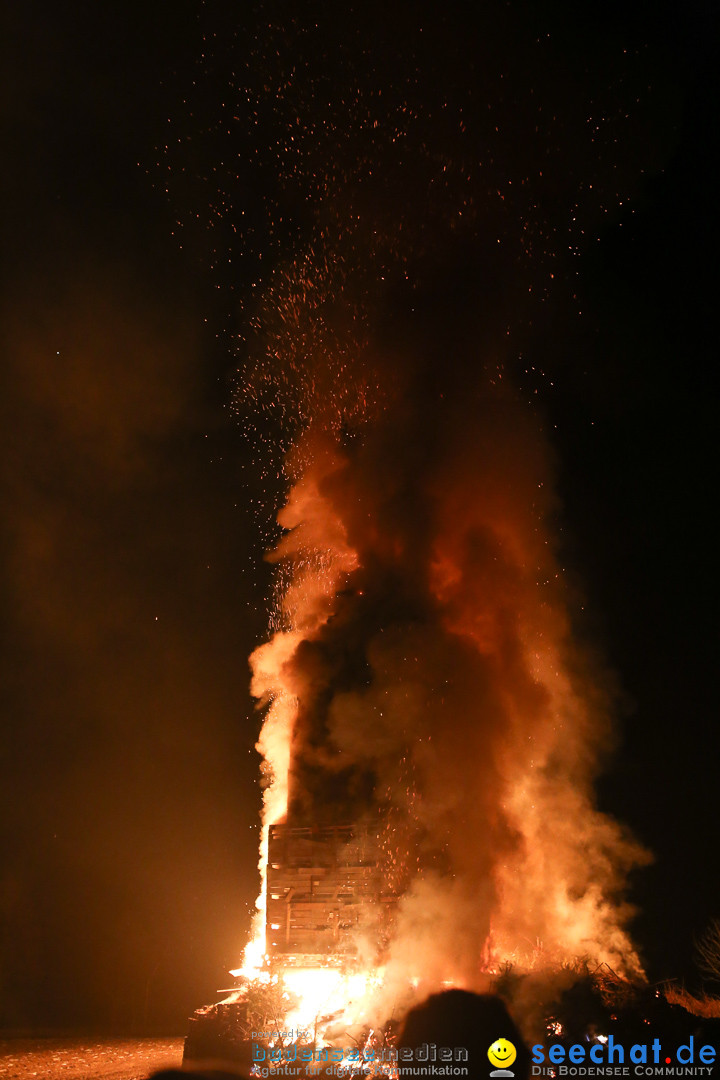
[0,1036,183,1080]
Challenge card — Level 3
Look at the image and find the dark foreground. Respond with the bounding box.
[0,1036,184,1080]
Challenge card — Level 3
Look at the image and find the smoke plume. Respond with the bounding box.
[247,352,647,1000]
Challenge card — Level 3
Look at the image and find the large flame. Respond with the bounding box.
[281,968,383,1037]
[234,383,647,1036]
[238,436,360,980]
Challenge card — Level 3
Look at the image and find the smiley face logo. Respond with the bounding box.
[488,1039,517,1071]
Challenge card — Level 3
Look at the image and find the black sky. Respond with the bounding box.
[1,0,719,1033]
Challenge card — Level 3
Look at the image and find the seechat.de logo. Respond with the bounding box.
[489,1038,518,1077]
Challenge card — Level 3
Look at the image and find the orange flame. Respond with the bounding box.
[236,386,647,1025]
[239,434,359,978]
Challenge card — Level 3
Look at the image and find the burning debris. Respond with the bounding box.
[183,968,720,1078]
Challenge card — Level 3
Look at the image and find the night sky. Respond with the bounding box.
[1,0,718,1034]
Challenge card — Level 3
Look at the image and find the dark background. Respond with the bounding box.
[1,0,718,1032]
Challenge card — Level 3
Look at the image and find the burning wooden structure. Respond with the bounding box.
[265,822,396,967]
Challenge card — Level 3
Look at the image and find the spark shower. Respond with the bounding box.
[158,4,656,1029]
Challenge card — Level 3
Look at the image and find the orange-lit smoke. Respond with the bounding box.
[242,368,647,1008]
